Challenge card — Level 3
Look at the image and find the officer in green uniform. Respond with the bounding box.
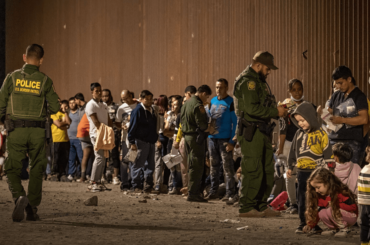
[0,44,60,222]
[181,85,212,202]
[233,51,286,217]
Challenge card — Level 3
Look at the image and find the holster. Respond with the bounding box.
[258,122,276,136]
[4,118,15,133]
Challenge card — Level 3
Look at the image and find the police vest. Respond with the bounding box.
[7,69,47,119]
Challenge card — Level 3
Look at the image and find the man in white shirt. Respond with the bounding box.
[85,83,111,192]
[115,90,139,191]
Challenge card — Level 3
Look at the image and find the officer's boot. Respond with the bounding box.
[12,196,29,222]
[25,204,40,221]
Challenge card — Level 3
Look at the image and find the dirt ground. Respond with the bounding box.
[0,180,359,245]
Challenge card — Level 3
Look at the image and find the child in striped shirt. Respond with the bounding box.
[358,147,370,245]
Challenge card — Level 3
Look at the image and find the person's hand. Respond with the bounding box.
[131,144,137,151]
[303,225,312,233]
[226,143,234,152]
[330,116,344,125]
[122,124,128,131]
[173,141,180,149]
[207,124,216,135]
[156,141,162,149]
[286,169,292,179]
[277,106,288,117]
[317,105,323,115]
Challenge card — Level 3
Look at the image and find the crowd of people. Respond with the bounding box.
[1,46,370,244]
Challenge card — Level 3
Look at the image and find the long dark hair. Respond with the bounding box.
[157,95,168,115]
[305,168,356,227]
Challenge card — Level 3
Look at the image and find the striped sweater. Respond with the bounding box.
[358,165,370,205]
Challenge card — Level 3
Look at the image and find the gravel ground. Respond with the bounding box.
[0,180,359,245]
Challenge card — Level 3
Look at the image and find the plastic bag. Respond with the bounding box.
[162,152,183,169]
[336,98,358,128]
[321,108,343,132]
[275,155,287,178]
[123,149,142,164]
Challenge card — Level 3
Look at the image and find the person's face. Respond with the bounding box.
[172,100,179,113]
[92,86,102,101]
[184,92,192,100]
[216,81,228,97]
[310,180,328,196]
[335,77,352,93]
[60,103,69,112]
[294,114,310,130]
[182,97,187,104]
[74,98,81,106]
[257,64,271,79]
[290,82,303,101]
[102,91,111,103]
[198,92,210,104]
[121,92,133,104]
[142,95,153,108]
[69,100,77,110]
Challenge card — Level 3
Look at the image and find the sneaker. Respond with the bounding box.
[205,192,220,200]
[25,205,40,221]
[281,206,293,213]
[180,187,188,195]
[262,207,281,217]
[90,183,103,192]
[187,195,208,203]
[334,228,350,238]
[295,225,305,234]
[12,196,29,222]
[101,176,107,184]
[86,175,90,181]
[226,194,239,205]
[221,194,231,202]
[290,204,298,214]
[239,209,265,218]
[321,229,337,236]
[307,225,323,236]
[67,175,74,181]
[112,177,120,185]
[99,182,112,191]
[168,188,179,195]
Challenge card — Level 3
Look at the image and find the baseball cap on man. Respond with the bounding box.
[253,51,278,70]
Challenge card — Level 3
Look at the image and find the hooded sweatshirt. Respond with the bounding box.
[288,102,334,171]
[334,162,361,194]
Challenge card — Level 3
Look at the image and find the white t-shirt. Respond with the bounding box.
[85,99,109,138]
[116,103,138,123]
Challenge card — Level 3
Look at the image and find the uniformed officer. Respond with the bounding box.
[233,51,287,217]
[0,44,60,222]
[181,85,212,202]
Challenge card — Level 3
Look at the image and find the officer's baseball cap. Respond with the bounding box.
[253,51,278,70]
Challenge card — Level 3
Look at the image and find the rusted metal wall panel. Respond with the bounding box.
[5,0,370,107]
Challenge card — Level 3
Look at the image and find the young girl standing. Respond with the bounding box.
[303,168,358,237]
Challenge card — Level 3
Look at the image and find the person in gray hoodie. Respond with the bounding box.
[287,102,335,234]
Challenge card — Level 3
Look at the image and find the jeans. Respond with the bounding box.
[297,170,312,226]
[208,138,235,196]
[68,139,83,177]
[131,139,155,190]
[120,141,132,189]
[90,137,106,182]
[52,141,70,177]
[361,204,370,243]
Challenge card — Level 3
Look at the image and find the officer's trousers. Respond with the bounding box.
[4,127,47,207]
[184,134,206,196]
[238,129,274,213]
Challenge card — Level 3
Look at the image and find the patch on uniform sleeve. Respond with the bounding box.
[248,81,256,90]
[199,106,206,114]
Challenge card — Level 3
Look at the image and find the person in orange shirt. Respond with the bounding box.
[77,113,93,183]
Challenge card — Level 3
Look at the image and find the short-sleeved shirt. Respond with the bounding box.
[329,87,368,142]
[85,99,108,138]
[51,111,69,142]
[116,103,138,123]
[67,110,80,140]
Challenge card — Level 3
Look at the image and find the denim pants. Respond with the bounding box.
[131,139,155,189]
[68,139,83,177]
[120,140,132,189]
[297,170,312,226]
[208,138,236,196]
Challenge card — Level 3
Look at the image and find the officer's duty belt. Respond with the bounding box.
[13,120,46,129]
[182,132,198,136]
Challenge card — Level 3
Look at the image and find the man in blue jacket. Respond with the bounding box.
[128,90,159,193]
[205,78,237,201]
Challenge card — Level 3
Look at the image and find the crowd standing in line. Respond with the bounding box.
[1,46,370,243]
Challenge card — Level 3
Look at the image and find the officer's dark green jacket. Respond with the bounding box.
[180,95,208,134]
[233,66,278,123]
[0,64,60,121]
